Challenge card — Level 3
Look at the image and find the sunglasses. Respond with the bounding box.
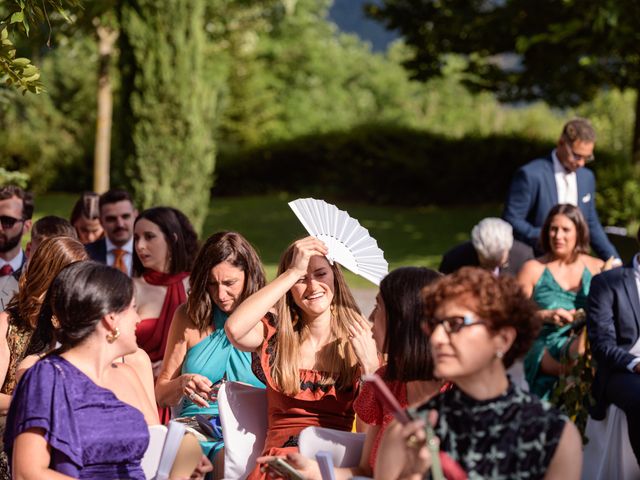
[0,215,24,229]
[422,313,486,335]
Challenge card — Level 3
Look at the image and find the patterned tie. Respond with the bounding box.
[112,249,128,274]
[0,264,13,277]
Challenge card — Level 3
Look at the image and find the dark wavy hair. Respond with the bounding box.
[132,207,198,276]
[540,203,590,259]
[381,267,442,382]
[187,231,266,332]
[422,267,541,368]
[50,262,134,349]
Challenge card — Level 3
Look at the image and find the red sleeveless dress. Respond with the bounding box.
[247,314,359,480]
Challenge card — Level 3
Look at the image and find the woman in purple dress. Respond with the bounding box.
[4,262,150,479]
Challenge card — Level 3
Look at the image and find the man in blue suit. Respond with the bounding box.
[587,232,640,464]
[503,118,619,261]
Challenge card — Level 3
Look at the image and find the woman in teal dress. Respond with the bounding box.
[517,204,605,399]
[155,231,267,477]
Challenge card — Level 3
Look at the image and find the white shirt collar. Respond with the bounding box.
[105,236,133,254]
[633,254,640,278]
[552,149,571,175]
[0,250,24,272]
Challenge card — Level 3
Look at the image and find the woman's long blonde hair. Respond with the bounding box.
[271,242,364,395]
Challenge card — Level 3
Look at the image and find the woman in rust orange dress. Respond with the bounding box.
[226,237,380,479]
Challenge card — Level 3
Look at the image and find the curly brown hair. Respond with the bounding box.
[423,267,541,368]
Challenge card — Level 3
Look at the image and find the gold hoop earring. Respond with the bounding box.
[106,327,120,344]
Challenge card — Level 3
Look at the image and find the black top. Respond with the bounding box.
[439,239,534,277]
[411,383,567,480]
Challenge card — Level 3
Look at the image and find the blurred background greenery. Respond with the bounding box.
[2,0,639,267]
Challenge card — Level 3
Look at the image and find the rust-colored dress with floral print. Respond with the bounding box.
[0,308,34,480]
[246,314,358,480]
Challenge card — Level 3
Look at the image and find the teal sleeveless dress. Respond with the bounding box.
[178,307,265,458]
[523,267,591,399]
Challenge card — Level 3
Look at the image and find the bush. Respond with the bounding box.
[214,123,624,210]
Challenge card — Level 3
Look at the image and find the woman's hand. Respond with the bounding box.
[541,308,575,326]
[187,454,213,479]
[347,315,379,375]
[257,453,322,480]
[375,417,434,480]
[180,374,212,408]
[289,237,328,278]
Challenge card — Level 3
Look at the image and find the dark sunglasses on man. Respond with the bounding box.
[0,216,24,229]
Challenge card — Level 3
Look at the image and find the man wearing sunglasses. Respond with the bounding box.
[503,118,620,263]
[0,185,34,310]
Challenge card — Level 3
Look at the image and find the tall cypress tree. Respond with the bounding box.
[119,0,216,232]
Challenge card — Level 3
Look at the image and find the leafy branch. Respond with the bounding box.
[0,0,80,94]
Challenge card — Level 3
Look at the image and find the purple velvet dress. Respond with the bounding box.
[4,355,149,479]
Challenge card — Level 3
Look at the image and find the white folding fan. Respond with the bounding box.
[288,198,389,285]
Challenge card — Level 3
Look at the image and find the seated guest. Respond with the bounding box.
[587,227,640,465]
[0,237,87,479]
[271,267,444,479]
[0,237,88,412]
[517,204,604,399]
[69,192,103,244]
[439,217,533,276]
[85,189,137,275]
[25,215,77,258]
[376,267,581,480]
[156,231,267,476]
[3,262,151,478]
[133,207,197,374]
[0,185,33,310]
[225,237,379,480]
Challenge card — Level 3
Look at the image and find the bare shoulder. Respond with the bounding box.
[173,303,201,340]
[518,258,545,280]
[126,347,153,370]
[544,421,581,479]
[581,254,604,275]
[0,311,9,339]
[15,353,42,383]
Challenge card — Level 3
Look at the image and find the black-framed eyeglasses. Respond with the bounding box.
[422,313,486,335]
[0,215,24,229]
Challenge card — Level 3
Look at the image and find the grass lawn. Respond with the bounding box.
[36,193,501,289]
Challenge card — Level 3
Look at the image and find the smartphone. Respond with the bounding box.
[266,458,306,480]
[362,374,412,424]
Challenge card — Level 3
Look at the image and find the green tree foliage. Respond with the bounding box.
[119,0,217,232]
[0,0,80,95]
[367,0,640,162]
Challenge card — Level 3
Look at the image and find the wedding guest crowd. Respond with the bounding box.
[0,117,636,480]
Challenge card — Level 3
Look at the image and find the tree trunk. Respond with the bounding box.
[633,87,640,167]
[93,24,119,194]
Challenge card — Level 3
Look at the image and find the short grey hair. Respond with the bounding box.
[471,218,514,264]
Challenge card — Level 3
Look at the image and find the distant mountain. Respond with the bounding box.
[328,0,400,52]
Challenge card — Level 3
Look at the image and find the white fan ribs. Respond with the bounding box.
[288,198,389,285]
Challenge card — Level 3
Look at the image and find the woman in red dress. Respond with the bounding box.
[225,237,379,479]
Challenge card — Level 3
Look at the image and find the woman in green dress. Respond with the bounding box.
[517,204,605,399]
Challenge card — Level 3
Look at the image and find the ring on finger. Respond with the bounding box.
[406,434,424,449]
[189,391,199,401]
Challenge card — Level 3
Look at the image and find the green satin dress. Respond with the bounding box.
[524,267,591,399]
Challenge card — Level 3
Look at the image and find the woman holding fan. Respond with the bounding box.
[226,236,380,480]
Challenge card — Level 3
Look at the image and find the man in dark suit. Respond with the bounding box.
[85,189,137,276]
[0,185,33,310]
[440,217,534,276]
[587,231,640,463]
[503,118,619,262]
